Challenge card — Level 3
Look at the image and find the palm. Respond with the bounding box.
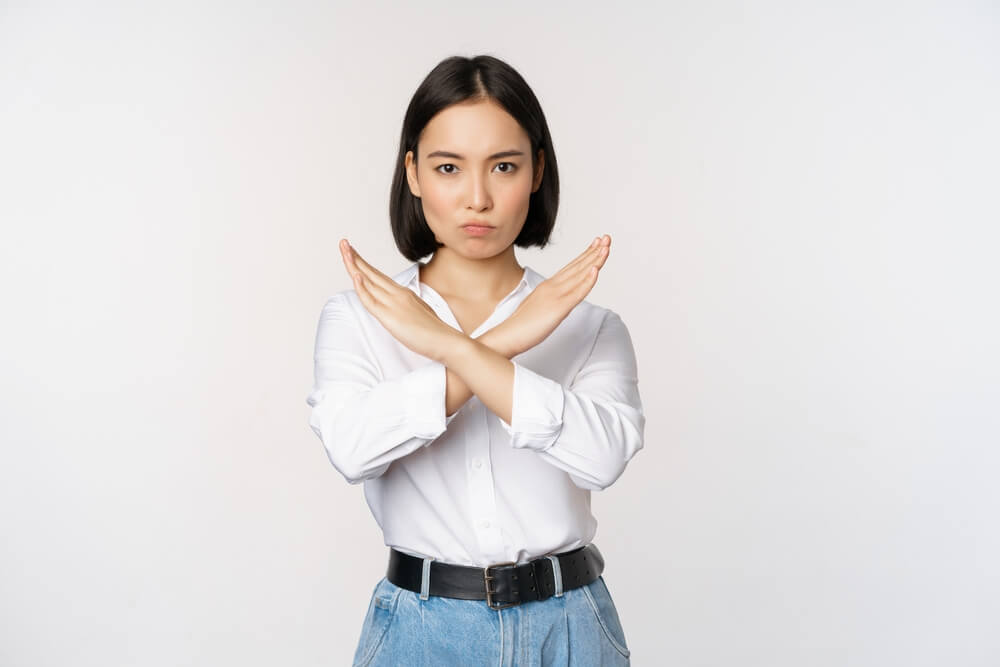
[505,235,611,355]
[339,239,459,362]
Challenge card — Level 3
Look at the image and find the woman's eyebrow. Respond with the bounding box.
[426,149,525,160]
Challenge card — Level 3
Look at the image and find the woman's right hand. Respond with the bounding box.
[494,234,611,358]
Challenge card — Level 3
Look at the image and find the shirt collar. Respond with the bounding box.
[394,261,543,298]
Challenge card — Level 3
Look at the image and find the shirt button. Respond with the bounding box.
[473,458,483,469]
[479,519,491,529]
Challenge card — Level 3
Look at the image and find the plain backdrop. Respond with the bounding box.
[1,1,998,665]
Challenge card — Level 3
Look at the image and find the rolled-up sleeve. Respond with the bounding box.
[498,310,645,491]
[306,293,458,485]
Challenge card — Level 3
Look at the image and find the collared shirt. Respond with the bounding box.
[306,260,645,567]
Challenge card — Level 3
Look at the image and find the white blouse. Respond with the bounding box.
[306,260,645,567]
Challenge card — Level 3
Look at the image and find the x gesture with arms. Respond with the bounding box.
[338,235,612,423]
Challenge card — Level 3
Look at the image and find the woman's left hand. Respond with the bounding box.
[339,239,460,363]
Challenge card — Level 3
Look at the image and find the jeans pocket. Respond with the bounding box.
[581,575,631,659]
[352,577,402,667]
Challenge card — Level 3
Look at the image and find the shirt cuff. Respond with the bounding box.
[499,361,565,451]
[401,361,458,439]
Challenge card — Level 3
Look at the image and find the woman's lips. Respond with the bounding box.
[461,225,494,236]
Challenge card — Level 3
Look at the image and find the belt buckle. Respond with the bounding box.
[483,561,519,610]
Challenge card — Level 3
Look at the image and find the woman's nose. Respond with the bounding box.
[466,173,492,209]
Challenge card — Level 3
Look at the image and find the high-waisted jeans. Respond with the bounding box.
[350,573,632,666]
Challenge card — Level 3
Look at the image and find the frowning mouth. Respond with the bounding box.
[461,224,495,235]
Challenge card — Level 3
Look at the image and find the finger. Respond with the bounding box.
[579,262,601,294]
[339,242,391,302]
[563,235,611,285]
[564,242,610,295]
[351,267,379,312]
[575,246,609,287]
[339,240,363,282]
[555,235,609,281]
[572,256,603,299]
[340,240,399,294]
[572,235,611,272]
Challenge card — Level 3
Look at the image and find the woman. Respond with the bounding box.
[306,54,645,666]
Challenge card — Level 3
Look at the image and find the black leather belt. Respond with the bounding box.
[386,543,604,610]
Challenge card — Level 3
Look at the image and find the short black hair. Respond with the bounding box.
[389,55,560,262]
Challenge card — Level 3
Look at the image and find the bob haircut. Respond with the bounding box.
[389,55,560,262]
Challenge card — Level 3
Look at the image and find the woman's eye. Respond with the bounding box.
[433,162,518,175]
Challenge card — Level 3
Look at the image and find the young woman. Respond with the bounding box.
[306,54,645,666]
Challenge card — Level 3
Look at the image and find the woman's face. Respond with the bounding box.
[405,99,544,259]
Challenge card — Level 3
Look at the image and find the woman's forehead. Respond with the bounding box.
[420,101,529,156]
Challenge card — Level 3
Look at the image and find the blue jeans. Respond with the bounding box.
[350,573,631,666]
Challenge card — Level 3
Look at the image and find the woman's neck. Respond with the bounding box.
[419,249,524,303]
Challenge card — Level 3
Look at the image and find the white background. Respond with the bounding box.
[1,1,998,665]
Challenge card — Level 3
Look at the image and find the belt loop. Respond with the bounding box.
[419,558,433,600]
[546,555,564,597]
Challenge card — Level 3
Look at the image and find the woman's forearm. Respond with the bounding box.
[443,326,518,418]
[442,333,516,426]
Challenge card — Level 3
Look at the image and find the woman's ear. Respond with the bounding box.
[404,150,421,198]
[532,149,545,193]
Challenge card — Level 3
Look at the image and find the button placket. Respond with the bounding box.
[416,266,530,560]
[475,402,507,556]
[465,401,499,553]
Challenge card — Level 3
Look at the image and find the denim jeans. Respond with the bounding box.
[350,573,631,666]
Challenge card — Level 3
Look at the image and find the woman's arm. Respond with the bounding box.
[443,325,519,417]
[307,293,464,484]
[443,310,645,492]
[337,234,610,424]
[308,293,531,485]
[329,235,639,490]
